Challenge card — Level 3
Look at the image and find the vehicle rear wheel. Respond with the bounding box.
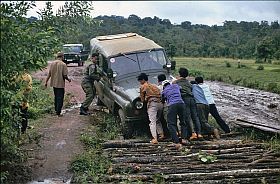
[78,61,82,66]
[117,109,133,139]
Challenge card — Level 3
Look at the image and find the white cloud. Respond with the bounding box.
[24,1,280,26]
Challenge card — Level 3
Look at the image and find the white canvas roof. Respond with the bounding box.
[90,33,163,58]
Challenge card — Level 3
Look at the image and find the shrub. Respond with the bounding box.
[266,82,279,93]
[225,61,231,67]
[257,65,264,70]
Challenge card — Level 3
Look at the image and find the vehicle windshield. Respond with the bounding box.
[63,46,82,53]
[110,50,167,76]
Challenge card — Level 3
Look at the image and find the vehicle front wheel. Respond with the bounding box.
[117,109,133,139]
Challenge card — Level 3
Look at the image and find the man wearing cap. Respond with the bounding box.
[161,79,188,150]
[45,52,71,116]
[80,53,101,115]
[137,73,164,144]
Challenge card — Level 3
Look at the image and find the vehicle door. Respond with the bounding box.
[94,54,114,111]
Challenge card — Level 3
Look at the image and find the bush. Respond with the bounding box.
[257,65,264,70]
[225,61,231,67]
[266,82,279,93]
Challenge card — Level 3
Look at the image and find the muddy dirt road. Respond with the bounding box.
[25,61,280,183]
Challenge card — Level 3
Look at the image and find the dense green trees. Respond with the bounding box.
[0,1,94,183]
[89,16,279,61]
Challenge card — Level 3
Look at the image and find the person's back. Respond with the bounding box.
[192,77,220,139]
[195,76,230,133]
[162,83,184,106]
[138,73,164,144]
[45,52,71,116]
[174,67,202,140]
[161,80,188,149]
[192,83,208,105]
[174,78,192,98]
[199,83,215,104]
[49,60,68,88]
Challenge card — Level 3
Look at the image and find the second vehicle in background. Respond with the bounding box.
[62,44,89,66]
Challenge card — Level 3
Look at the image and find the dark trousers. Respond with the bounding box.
[20,107,28,133]
[209,104,230,133]
[196,103,214,135]
[53,87,65,115]
[167,103,187,143]
[183,97,202,136]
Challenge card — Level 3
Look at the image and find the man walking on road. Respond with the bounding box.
[45,52,71,116]
[80,53,101,115]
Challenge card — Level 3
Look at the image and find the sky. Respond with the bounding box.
[25,1,280,26]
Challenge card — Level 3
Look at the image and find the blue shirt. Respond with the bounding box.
[199,83,215,104]
[192,84,208,105]
[162,83,184,106]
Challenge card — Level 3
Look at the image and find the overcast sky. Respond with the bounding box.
[25,1,280,26]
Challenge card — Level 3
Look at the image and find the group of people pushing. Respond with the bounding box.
[44,52,230,151]
[137,67,231,150]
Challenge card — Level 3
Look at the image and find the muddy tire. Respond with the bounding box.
[117,109,133,139]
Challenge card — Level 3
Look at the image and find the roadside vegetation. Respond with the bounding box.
[70,111,120,183]
[0,2,94,183]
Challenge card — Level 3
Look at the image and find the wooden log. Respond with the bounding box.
[165,168,280,180]
[235,118,280,133]
[105,168,280,182]
[168,177,279,184]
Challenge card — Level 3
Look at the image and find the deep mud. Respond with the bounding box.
[207,81,280,133]
[23,61,280,183]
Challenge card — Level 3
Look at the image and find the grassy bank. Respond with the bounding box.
[70,111,120,183]
[174,57,280,94]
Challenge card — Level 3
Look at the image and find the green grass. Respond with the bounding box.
[70,111,120,183]
[174,57,280,94]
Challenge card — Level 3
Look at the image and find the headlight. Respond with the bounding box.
[75,54,79,58]
[135,101,143,109]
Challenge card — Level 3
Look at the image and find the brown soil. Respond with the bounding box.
[24,62,90,183]
[22,61,280,183]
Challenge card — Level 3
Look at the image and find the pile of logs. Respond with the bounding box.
[102,134,280,183]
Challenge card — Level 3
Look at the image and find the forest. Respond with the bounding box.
[90,15,280,62]
[27,9,280,62]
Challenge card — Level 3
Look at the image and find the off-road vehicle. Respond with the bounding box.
[90,33,175,138]
[62,44,89,66]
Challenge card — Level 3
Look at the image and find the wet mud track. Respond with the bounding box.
[208,81,280,133]
[102,135,280,183]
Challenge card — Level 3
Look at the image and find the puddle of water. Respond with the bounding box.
[27,178,71,184]
[55,140,66,149]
